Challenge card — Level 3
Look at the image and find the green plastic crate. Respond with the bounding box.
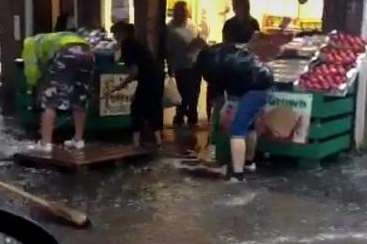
[212,89,356,167]
[14,61,132,132]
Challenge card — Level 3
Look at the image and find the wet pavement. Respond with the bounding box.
[0,117,367,244]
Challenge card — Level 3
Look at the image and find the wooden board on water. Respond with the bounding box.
[14,145,154,170]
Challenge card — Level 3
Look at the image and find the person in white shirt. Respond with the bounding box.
[166,1,206,126]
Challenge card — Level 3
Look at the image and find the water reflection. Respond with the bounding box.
[0,113,366,243]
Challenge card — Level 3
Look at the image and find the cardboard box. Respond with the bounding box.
[258,106,301,140]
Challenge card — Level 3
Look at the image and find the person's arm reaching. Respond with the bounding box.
[114,65,139,91]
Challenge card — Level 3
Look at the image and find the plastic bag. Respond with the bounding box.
[163,76,182,108]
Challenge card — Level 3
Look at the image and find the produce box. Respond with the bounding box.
[295,32,366,97]
[259,87,355,168]
[212,88,356,168]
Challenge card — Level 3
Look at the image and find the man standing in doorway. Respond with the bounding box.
[205,0,260,122]
[222,0,260,43]
[166,1,206,127]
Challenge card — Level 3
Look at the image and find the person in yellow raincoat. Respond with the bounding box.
[23,32,94,152]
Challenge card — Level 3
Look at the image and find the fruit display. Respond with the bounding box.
[281,35,327,58]
[294,31,366,95]
[298,64,348,91]
[329,32,366,53]
[268,59,309,83]
[77,28,118,53]
[319,46,358,66]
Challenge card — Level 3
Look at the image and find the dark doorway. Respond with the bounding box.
[61,0,74,14]
[78,0,101,28]
[33,0,53,34]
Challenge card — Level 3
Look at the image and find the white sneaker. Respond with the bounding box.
[244,163,257,173]
[27,142,53,153]
[64,138,85,150]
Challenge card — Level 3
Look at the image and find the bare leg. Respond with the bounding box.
[133,132,141,147]
[73,107,87,141]
[154,131,162,146]
[246,131,257,161]
[230,138,246,173]
[41,108,56,145]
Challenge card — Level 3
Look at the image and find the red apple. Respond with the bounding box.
[329,66,338,75]
[337,66,347,75]
[309,77,319,85]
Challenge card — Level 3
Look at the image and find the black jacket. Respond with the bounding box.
[197,43,274,98]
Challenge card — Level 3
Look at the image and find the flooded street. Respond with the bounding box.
[0,116,367,244]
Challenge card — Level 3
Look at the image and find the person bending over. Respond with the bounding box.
[23,32,94,152]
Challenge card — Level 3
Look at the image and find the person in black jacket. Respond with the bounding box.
[111,22,163,148]
[222,0,260,43]
[204,0,259,122]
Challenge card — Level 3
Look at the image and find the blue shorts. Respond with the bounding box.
[231,91,267,138]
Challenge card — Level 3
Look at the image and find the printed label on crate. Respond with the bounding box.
[99,74,137,117]
[260,92,313,144]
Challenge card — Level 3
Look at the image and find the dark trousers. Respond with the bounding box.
[131,83,164,132]
[174,68,201,125]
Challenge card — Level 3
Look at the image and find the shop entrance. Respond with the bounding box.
[166,0,324,43]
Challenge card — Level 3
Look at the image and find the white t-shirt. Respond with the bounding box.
[166,20,199,71]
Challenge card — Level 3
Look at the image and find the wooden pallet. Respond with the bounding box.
[14,145,154,171]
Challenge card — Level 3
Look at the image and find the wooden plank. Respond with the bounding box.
[14,145,153,170]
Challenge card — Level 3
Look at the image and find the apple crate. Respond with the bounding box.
[212,87,356,168]
[259,88,356,168]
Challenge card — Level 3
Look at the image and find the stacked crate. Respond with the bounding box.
[259,87,356,167]
[213,86,356,168]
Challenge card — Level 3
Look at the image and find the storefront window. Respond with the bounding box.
[256,0,324,32]
[165,0,324,43]
[103,0,324,41]
[102,0,134,32]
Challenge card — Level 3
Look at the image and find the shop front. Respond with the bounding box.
[7,0,367,138]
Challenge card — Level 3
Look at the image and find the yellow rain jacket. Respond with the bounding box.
[22,32,88,87]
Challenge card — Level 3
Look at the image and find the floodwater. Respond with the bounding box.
[0,116,367,244]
